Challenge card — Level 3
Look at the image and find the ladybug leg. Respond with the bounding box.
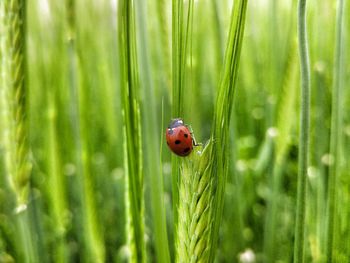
[185,124,202,146]
[192,135,202,146]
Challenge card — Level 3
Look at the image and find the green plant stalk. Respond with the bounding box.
[0,1,38,262]
[264,40,298,262]
[77,51,106,263]
[37,7,70,259]
[326,0,345,260]
[155,0,171,89]
[16,210,37,262]
[135,0,170,262]
[119,0,146,261]
[66,1,105,261]
[47,93,68,263]
[212,0,224,64]
[309,3,332,257]
[172,0,184,118]
[174,0,249,260]
[181,0,194,90]
[267,0,278,126]
[172,0,247,261]
[208,0,248,261]
[176,145,213,263]
[171,0,182,237]
[0,0,31,210]
[171,0,193,243]
[293,0,310,262]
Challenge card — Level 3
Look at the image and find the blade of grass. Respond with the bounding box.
[212,0,224,63]
[326,0,345,261]
[208,0,248,261]
[308,3,333,259]
[171,0,182,236]
[171,0,194,245]
[293,0,311,262]
[135,0,170,262]
[155,0,171,90]
[172,0,185,118]
[66,1,105,261]
[32,4,70,260]
[118,0,146,261]
[174,0,248,262]
[46,92,68,263]
[264,39,298,262]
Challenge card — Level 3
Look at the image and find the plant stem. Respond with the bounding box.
[209,0,248,261]
[135,0,170,261]
[0,0,31,209]
[171,0,192,246]
[176,148,213,263]
[171,0,181,240]
[326,0,345,260]
[47,93,68,263]
[0,1,38,261]
[294,0,310,262]
[119,0,146,261]
[66,1,105,261]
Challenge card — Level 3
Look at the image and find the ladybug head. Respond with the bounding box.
[168,118,184,129]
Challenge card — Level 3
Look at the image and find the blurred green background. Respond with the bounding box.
[0,0,349,262]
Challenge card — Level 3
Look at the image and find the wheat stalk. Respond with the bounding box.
[0,1,39,261]
[175,1,248,262]
[0,0,31,209]
[176,143,212,262]
[293,0,311,262]
[326,0,345,260]
[119,0,146,261]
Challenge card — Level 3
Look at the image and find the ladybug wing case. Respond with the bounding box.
[166,126,193,156]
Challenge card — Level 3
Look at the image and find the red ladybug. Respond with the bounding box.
[166,118,198,157]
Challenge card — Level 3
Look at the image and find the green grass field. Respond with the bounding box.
[1,0,349,262]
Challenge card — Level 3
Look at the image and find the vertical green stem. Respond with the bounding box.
[209,0,248,261]
[171,0,181,237]
[172,0,185,119]
[16,210,35,262]
[119,0,145,261]
[294,0,310,262]
[175,149,213,263]
[66,0,105,261]
[47,93,68,263]
[171,1,196,254]
[0,0,30,209]
[0,1,38,261]
[326,0,345,260]
[135,0,170,262]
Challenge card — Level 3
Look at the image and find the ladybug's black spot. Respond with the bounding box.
[168,129,174,135]
[184,133,188,138]
[167,141,169,145]
[184,147,190,153]
[175,140,181,145]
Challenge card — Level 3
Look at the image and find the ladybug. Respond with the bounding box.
[166,118,198,157]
